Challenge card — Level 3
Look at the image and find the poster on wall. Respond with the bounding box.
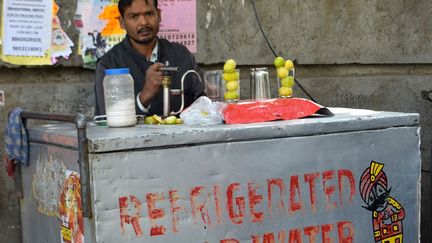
[74,0,126,66]
[74,0,197,67]
[51,2,74,63]
[1,0,53,64]
[158,0,197,53]
[2,0,53,57]
[0,0,73,65]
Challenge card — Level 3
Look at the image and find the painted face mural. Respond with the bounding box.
[359,161,405,243]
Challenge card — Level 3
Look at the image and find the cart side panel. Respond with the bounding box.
[90,126,420,243]
[20,143,92,243]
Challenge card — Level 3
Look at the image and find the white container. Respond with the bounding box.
[103,68,137,127]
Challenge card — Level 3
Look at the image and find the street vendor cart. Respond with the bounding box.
[18,107,420,242]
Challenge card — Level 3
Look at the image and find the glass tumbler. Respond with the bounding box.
[203,70,224,102]
[277,67,295,98]
[250,67,271,100]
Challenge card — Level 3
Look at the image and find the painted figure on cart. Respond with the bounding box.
[359,161,405,243]
[59,172,84,243]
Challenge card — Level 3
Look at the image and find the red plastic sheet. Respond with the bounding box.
[222,98,330,124]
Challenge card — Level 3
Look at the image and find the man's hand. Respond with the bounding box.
[139,63,164,106]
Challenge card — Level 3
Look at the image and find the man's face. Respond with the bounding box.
[363,184,391,212]
[120,0,160,45]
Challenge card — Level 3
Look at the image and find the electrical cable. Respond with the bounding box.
[251,0,317,103]
[250,0,278,57]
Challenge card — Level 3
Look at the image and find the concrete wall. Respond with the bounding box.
[1,0,431,242]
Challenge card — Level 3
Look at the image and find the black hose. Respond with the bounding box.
[251,0,318,103]
[250,0,278,57]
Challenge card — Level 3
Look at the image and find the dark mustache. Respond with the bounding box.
[362,188,391,211]
[138,27,153,34]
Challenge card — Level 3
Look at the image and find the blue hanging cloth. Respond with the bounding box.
[3,107,28,177]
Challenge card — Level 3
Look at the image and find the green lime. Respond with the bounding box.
[152,114,164,124]
[277,67,289,79]
[274,56,285,68]
[280,76,294,87]
[279,87,293,97]
[144,116,157,124]
[165,115,177,125]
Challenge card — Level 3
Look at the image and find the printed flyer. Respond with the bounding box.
[1,0,73,65]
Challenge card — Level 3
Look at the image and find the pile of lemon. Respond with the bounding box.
[223,59,240,102]
[144,114,183,125]
[274,57,295,98]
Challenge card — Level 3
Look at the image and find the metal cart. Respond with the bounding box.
[19,107,421,242]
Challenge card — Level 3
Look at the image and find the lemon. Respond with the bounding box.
[224,91,239,101]
[152,114,164,124]
[224,59,237,73]
[176,118,183,124]
[165,115,177,125]
[223,71,239,82]
[284,60,294,70]
[226,58,236,67]
[226,80,239,91]
[277,67,289,79]
[280,76,294,87]
[144,116,157,124]
[279,87,293,97]
[273,56,285,68]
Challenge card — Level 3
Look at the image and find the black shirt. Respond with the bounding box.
[95,37,205,116]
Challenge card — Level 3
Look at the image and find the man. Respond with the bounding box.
[95,0,205,116]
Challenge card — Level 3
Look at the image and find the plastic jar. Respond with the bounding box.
[103,68,137,127]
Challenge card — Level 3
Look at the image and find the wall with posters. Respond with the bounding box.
[0,0,432,243]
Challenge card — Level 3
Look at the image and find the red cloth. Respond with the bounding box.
[222,98,330,124]
[3,154,15,177]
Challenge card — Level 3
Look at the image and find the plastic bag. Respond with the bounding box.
[180,96,226,125]
[222,98,333,124]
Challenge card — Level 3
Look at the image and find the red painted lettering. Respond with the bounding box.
[119,195,143,236]
[337,221,354,243]
[169,189,184,232]
[146,192,166,236]
[304,173,320,213]
[190,186,211,227]
[304,225,319,243]
[321,223,334,243]
[226,183,245,224]
[248,182,264,223]
[214,185,223,224]
[277,231,286,243]
[267,178,286,217]
[252,235,261,243]
[322,170,337,209]
[338,170,356,206]
[220,239,240,243]
[289,229,302,243]
[289,175,303,214]
[262,232,275,243]
[252,231,286,243]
